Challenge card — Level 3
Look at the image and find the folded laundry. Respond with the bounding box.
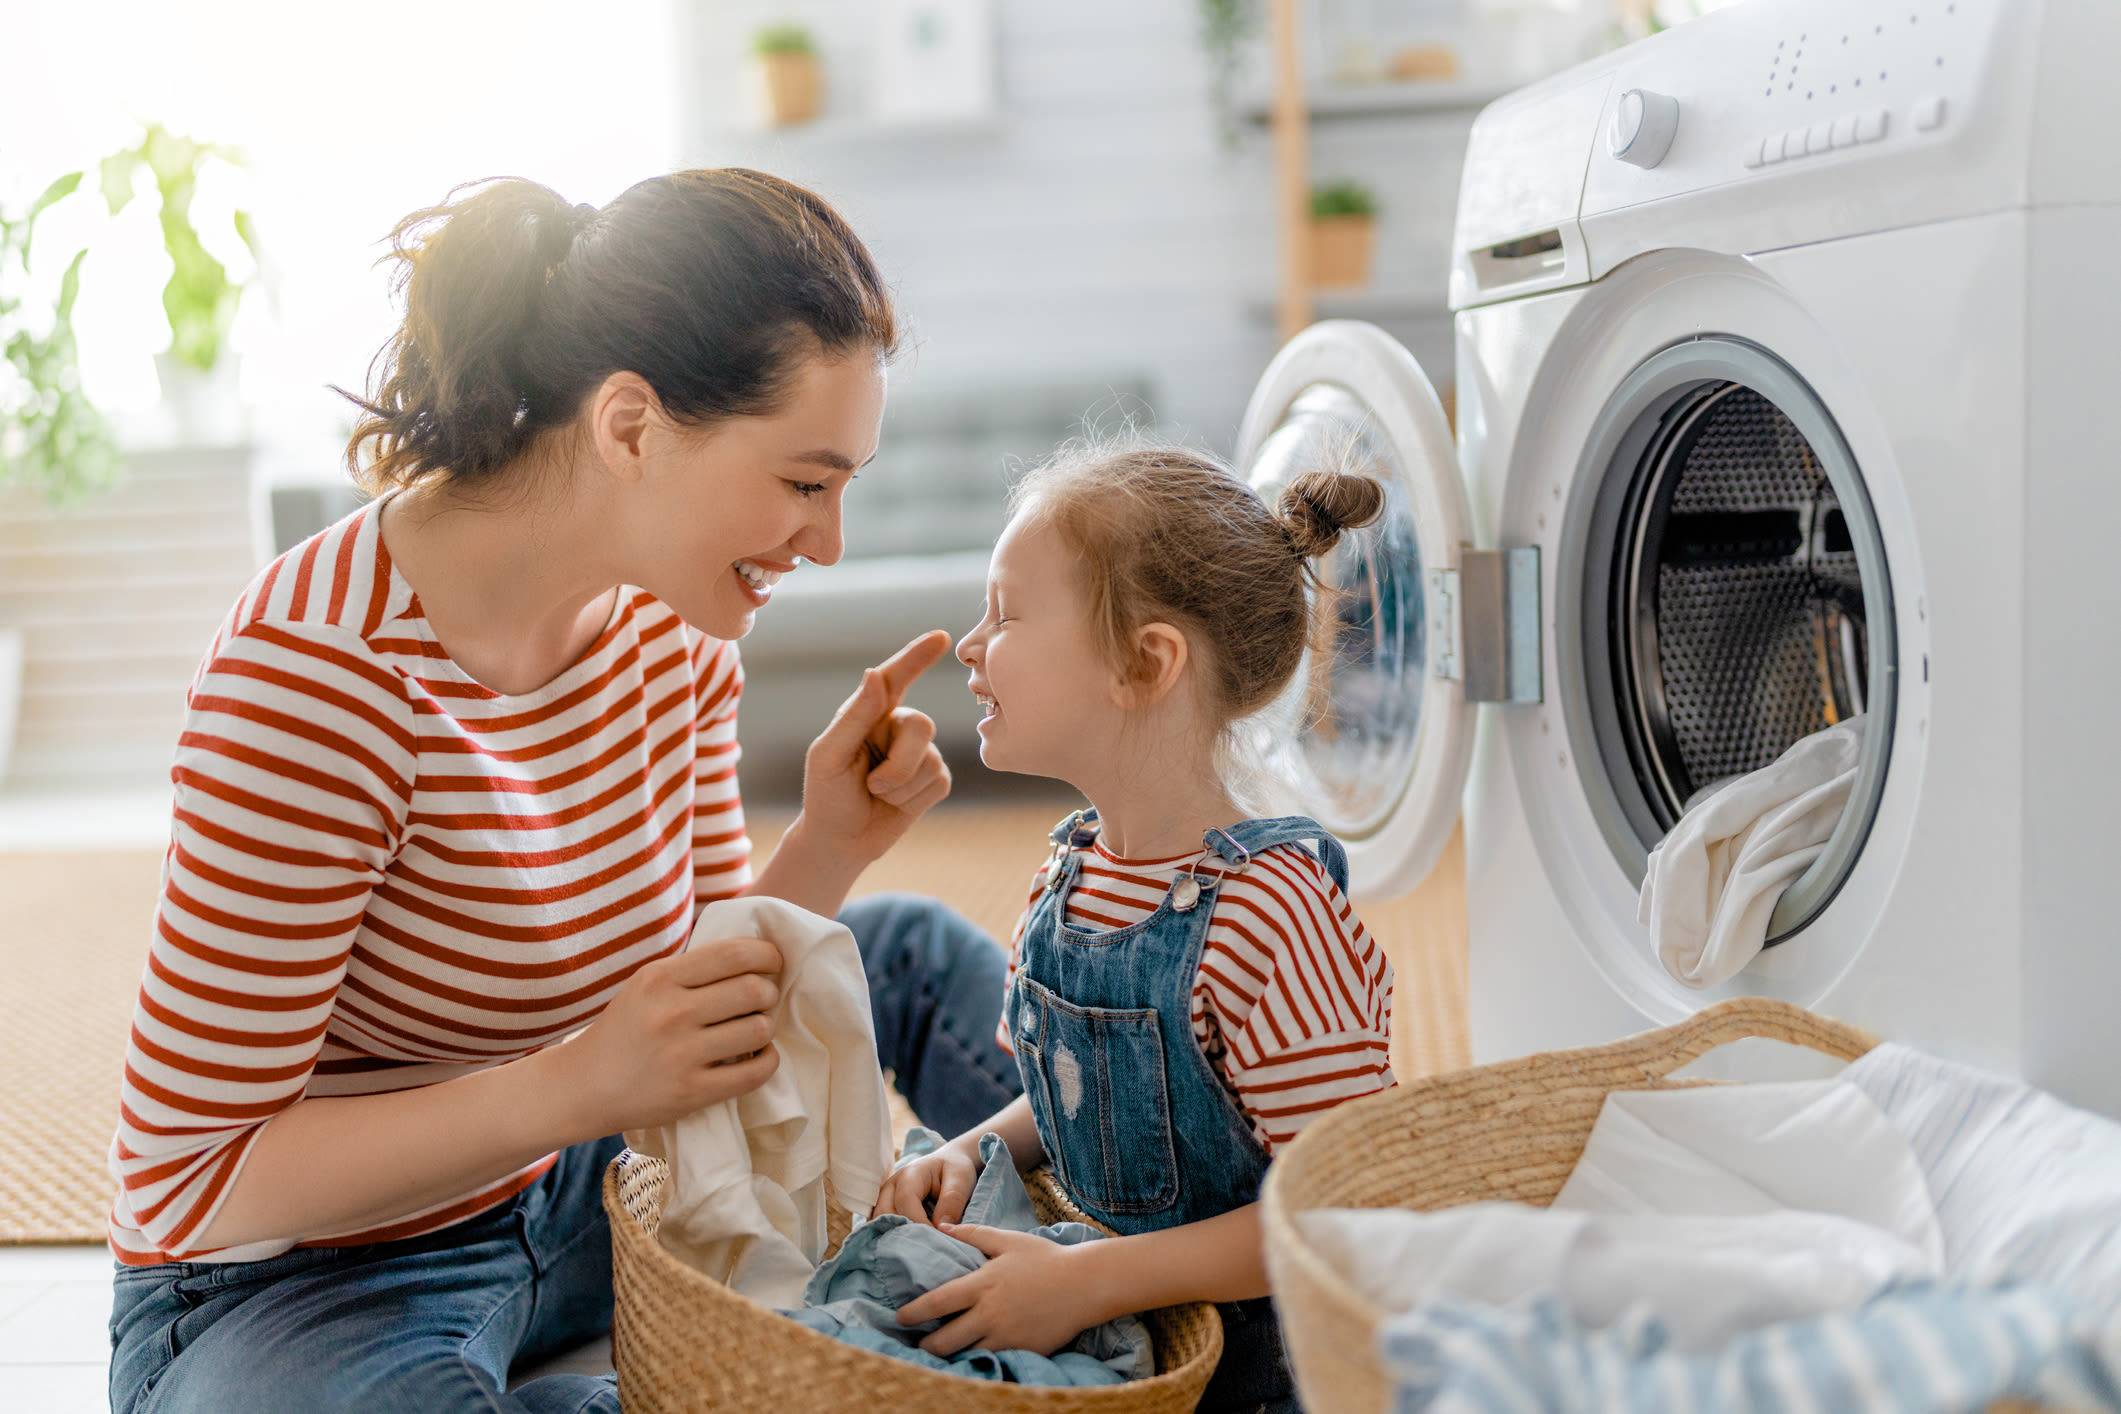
[1307,1038,2121,1414]
[625,896,896,1308]
[783,1128,1155,1387]
[1298,1204,1933,1356]
[1377,1281,2121,1414]
[1299,1068,1944,1352]
[1843,1042,2121,1312]
[1640,715,1867,988]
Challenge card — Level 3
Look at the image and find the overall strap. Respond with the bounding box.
[1201,815,1351,897]
[1036,806,1102,905]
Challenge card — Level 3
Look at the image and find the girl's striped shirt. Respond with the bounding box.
[997,833,1395,1154]
[109,503,750,1265]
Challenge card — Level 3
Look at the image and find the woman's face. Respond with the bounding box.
[621,351,886,640]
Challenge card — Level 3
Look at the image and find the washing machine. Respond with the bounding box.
[1237,0,2121,1117]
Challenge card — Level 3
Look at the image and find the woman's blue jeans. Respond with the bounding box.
[107,892,1020,1413]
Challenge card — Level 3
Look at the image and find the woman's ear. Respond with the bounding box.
[588,371,666,481]
[1119,622,1191,708]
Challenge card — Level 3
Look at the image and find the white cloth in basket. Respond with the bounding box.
[1640,715,1867,989]
[1297,1072,1942,1352]
[624,896,895,1307]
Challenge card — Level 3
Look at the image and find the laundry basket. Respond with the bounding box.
[1262,997,1903,1414]
[604,1151,1223,1413]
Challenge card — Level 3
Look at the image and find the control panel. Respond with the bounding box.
[1578,0,2003,219]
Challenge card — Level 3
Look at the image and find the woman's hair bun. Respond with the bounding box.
[1276,468,1386,559]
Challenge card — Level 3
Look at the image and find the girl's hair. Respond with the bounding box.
[1008,439,1384,735]
[342,169,898,493]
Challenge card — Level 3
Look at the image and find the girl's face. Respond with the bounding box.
[618,351,886,640]
[956,515,1122,780]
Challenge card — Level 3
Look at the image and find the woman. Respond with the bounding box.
[106,170,1021,1413]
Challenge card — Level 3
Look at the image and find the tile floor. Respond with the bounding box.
[0,1243,617,1409]
[0,1245,117,1411]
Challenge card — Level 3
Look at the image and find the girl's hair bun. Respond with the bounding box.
[1276,468,1386,559]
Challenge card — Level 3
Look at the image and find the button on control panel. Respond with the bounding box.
[1744,106,1891,167]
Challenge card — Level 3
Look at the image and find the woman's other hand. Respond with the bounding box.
[561,935,785,1134]
[873,1134,982,1226]
[803,630,954,862]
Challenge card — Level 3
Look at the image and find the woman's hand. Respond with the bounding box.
[802,631,954,863]
[558,935,786,1134]
[873,1136,983,1226]
[897,1226,1106,1357]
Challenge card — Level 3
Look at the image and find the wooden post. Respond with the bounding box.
[1268,0,1313,345]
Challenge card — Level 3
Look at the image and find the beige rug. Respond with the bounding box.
[0,804,1466,1244]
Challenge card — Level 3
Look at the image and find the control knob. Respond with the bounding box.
[1610,88,1680,168]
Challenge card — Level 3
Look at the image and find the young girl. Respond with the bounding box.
[872,444,1396,1413]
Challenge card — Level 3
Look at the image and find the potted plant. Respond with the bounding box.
[752,23,824,127]
[0,130,265,790]
[1,171,121,785]
[1310,179,1378,289]
[98,124,260,444]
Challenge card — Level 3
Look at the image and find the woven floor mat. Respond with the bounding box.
[0,802,1467,1244]
[0,846,165,1244]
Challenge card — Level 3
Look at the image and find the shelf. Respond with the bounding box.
[1240,78,1519,125]
[1246,290,1451,325]
[714,113,1005,144]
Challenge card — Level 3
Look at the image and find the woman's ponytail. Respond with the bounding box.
[345,179,589,491]
[342,168,898,495]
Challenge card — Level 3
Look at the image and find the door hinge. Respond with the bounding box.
[1430,547,1542,703]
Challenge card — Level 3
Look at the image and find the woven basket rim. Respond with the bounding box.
[604,1157,1224,1402]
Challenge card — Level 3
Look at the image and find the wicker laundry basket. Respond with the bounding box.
[605,1151,1223,1413]
[1261,996,2053,1414]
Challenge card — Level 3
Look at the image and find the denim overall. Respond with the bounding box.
[1007,809,1351,1414]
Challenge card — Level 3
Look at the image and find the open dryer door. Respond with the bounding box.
[1236,321,1473,901]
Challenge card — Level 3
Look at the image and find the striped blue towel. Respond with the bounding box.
[1378,1282,2121,1414]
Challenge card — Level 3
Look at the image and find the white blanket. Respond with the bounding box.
[1298,1074,1941,1352]
[624,896,895,1308]
[1640,716,1868,988]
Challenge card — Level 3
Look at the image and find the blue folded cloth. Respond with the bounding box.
[779,1127,1155,1386]
[1379,1281,2121,1414]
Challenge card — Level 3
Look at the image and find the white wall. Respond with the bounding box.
[678,0,1477,454]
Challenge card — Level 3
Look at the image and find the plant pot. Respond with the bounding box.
[155,351,246,447]
[754,51,823,126]
[0,627,22,789]
[1311,215,1377,289]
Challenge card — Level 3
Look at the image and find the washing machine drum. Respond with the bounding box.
[1581,341,1898,943]
[1615,385,1868,818]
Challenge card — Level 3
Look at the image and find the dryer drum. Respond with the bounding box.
[1577,340,1897,948]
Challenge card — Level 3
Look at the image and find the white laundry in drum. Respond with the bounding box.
[1639,717,1868,989]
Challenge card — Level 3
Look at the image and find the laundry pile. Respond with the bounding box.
[1640,716,1868,988]
[1297,1044,2121,1413]
[785,1128,1154,1386]
[626,897,1148,1388]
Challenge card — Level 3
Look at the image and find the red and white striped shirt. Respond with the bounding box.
[109,503,750,1265]
[998,834,1394,1155]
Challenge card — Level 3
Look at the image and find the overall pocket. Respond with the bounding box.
[1014,976,1177,1216]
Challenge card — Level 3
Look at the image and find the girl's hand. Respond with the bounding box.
[558,935,785,1135]
[873,1137,982,1226]
[898,1225,1107,1357]
[800,631,954,866]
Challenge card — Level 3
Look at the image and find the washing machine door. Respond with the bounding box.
[1236,320,1472,901]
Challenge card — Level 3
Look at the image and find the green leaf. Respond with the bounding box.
[28,172,83,225]
[232,208,261,264]
[99,151,137,214]
[55,249,88,320]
